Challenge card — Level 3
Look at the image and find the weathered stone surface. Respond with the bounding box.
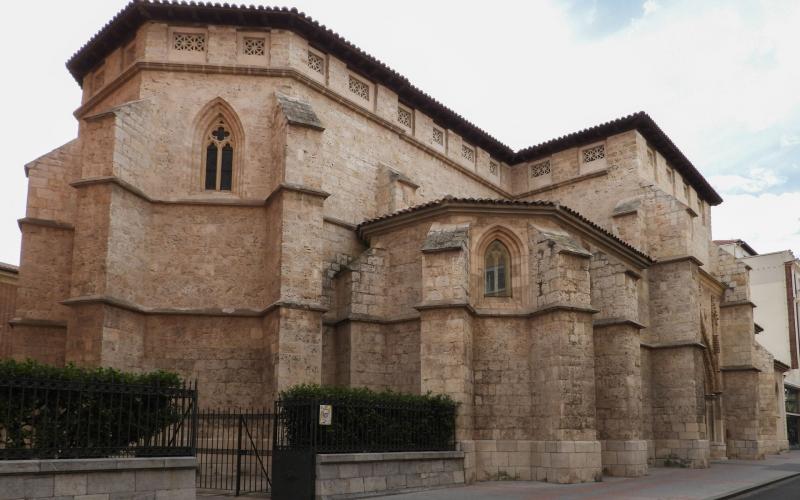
[2,5,785,490]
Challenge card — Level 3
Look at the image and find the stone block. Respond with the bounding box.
[110,492,156,500]
[337,463,360,478]
[154,489,195,500]
[496,440,517,452]
[55,473,88,496]
[386,474,407,490]
[88,472,136,494]
[363,475,387,492]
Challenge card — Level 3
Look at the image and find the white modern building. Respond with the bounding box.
[717,240,800,447]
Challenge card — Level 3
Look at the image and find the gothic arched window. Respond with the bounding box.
[485,240,511,297]
[204,118,234,191]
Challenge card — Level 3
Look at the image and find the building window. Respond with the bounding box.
[485,240,511,297]
[173,32,206,52]
[462,144,475,163]
[582,144,605,163]
[489,161,498,176]
[243,37,265,56]
[308,50,324,74]
[683,181,690,201]
[348,75,370,101]
[530,160,551,177]
[398,106,412,128]
[204,118,234,191]
[432,127,444,145]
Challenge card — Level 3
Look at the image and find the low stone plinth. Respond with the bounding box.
[0,456,197,500]
[315,451,465,499]
[654,438,710,467]
[601,439,648,477]
[467,439,602,484]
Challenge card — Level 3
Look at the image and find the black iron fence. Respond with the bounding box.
[0,376,197,459]
[196,409,274,495]
[274,398,456,453]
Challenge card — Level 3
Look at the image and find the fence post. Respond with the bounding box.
[235,412,243,496]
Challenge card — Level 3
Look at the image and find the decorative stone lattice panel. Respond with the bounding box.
[489,161,498,176]
[348,75,370,101]
[582,144,605,163]
[173,33,206,52]
[462,144,475,163]
[308,51,324,74]
[530,160,551,177]
[398,107,412,128]
[432,128,444,145]
[243,37,265,56]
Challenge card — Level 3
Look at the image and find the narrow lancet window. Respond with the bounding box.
[204,118,234,191]
[485,240,511,297]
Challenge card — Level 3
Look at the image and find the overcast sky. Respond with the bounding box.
[0,0,798,266]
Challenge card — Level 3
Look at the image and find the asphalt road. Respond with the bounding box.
[727,474,800,499]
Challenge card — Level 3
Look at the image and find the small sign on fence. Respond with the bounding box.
[319,404,332,425]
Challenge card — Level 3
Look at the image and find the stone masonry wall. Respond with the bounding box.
[0,457,196,500]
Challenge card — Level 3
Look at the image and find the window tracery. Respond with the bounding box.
[204,118,234,191]
[485,240,511,297]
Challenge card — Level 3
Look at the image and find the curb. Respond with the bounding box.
[707,472,800,499]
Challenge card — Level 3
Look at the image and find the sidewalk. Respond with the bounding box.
[372,451,800,500]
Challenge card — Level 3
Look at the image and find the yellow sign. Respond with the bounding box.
[319,404,332,425]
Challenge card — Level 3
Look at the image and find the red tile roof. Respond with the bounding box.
[66,0,722,205]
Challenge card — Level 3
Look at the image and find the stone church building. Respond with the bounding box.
[3,0,789,484]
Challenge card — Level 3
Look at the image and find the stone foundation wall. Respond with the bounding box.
[0,457,196,500]
[466,439,601,484]
[315,451,465,499]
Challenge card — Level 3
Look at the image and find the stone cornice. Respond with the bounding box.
[651,254,705,267]
[61,294,327,317]
[720,364,761,372]
[593,317,646,330]
[322,312,421,327]
[323,216,358,231]
[70,176,268,206]
[9,317,68,329]
[413,300,598,319]
[360,201,652,269]
[75,61,512,199]
[640,340,707,350]
[68,176,331,208]
[514,169,609,200]
[774,359,791,373]
[264,182,331,205]
[720,300,757,309]
[18,217,75,231]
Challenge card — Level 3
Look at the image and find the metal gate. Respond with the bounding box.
[196,409,274,495]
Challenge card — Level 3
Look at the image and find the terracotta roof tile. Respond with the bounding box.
[357,196,652,262]
[66,1,722,205]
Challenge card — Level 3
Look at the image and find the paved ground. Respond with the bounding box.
[727,473,800,499]
[372,451,800,500]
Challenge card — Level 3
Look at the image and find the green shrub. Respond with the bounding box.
[278,384,457,453]
[0,359,189,459]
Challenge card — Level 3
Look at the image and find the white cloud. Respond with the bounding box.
[0,0,799,265]
[710,167,786,194]
[780,133,800,148]
[642,0,661,16]
[712,192,800,256]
